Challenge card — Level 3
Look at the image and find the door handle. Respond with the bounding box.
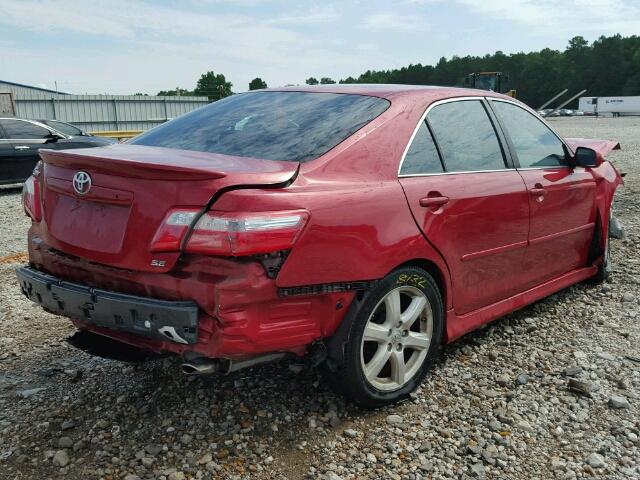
[14,145,30,150]
[419,195,449,208]
[529,187,546,196]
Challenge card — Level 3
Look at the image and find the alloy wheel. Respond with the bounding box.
[360,286,433,391]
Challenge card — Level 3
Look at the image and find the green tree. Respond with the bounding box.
[157,87,192,96]
[330,34,640,107]
[249,77,268,90]
[194,71,232,100]
[320,77,336,84]
[305,77,319,85]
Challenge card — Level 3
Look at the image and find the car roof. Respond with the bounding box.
[265,84,514,103]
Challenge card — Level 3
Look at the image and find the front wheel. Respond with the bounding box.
[592,233,611,283]
[327,267,443,408]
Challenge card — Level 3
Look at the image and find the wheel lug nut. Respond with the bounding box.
[396,344,402,351]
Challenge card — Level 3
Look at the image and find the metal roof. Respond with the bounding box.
[0,79,69,95]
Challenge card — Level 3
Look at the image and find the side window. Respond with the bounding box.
[427,100,505,172]
[492,101,567,168]
[400,121,443,175]
[0,119,51,139]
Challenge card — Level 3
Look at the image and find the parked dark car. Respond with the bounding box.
[0,118,115,184]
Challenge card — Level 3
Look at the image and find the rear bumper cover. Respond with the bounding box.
[16,266,199,344]
[23,231,355,359]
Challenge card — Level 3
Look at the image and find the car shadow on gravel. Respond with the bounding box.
[0,185,22,196]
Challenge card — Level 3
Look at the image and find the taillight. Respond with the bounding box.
[185,210,309,256]
[150,208,309,256]
[22,175,42,222]
[149,208,200,252]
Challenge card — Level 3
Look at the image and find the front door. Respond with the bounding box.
[0,119,51,182]
[489,99,597,287]
[399,99,530,315]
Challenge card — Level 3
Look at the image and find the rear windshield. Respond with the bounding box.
[130,91,390,162]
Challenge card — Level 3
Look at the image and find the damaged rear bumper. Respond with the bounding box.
[21,232,355,359]
[16,266,199,344]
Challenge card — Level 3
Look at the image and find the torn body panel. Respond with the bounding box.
[564,138,621,156]
[27,232,354,359]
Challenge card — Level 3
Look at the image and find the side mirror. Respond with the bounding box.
[44,132,62,143]
[574,147,602,168]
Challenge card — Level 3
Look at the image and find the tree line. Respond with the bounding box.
[156,35,640,108]
[156,73,267,100]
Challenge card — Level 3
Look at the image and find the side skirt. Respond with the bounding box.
[445,266,597,342]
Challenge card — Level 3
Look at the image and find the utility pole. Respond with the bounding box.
[53,80,59,119]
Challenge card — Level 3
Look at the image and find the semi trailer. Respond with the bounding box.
[579,96,640,116]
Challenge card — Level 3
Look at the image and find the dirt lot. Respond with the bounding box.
[0,117,638,480]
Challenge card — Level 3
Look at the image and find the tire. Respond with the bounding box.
[326,267,443,408]
[591,233,611,283]
[589,209,613,284]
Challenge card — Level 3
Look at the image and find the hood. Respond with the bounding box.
[565,138,621,157]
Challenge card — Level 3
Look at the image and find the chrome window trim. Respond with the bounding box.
[397,96,507,177]
[487,97,573,157]
[399,168,516,178]
[516,166,570,171]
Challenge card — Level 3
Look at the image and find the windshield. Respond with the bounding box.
[130,91,390,162]
[474,76,497,91]
[42,120,83,136]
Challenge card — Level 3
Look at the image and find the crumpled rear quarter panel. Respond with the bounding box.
[27,231,353,359]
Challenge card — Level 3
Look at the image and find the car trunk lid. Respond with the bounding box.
[38,145,298,273]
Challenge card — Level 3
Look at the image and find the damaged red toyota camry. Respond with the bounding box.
[17,85,624,407]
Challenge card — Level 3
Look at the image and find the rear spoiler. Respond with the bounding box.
[39,144,299,183]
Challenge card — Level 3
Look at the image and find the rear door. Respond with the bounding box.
[399,98,530,315]
[0,119,50,181]
[489,99,596,287]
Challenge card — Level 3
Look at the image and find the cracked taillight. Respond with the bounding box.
[150,209,308,257]
[149,208,200,252]
[186,210,309,256]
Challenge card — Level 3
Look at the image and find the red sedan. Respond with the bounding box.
[17,86,623,406]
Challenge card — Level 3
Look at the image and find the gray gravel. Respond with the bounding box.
[0,117,638,479]
[0,184,30,257]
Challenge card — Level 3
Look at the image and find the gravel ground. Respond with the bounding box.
[0,117,638,480]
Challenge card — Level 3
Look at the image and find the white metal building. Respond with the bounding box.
[0,80,209,132]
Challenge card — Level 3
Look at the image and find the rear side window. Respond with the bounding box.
[44,120,82,136]
[0,119,51,139]
[400,121,443,175]
[427,100,505,172]
[492,101,567,168]
[131,92,390,163]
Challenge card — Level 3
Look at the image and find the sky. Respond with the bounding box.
[0,0,638,95]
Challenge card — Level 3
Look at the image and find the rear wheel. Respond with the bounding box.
[327,267,443,407]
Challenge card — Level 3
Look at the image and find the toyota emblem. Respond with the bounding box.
[72,171,92,195]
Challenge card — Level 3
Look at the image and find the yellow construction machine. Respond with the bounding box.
[465,72,516,98]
